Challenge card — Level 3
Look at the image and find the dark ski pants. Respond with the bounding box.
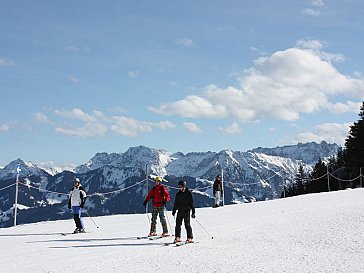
[150,206,168,234]
[175,210,193,239]
[72,206,84,229]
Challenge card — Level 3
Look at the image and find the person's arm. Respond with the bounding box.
[164,186,171,203]
[172,194,178,216]
[190,192,195,217]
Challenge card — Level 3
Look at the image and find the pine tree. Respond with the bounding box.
[344,101,364,185]
[307,159,327,193]
[294,164,306,195]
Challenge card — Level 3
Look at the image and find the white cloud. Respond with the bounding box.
[149,95,227,119]
[68,74,81,84]
[111,116,176,137]
[150,41,364,123]
[128,70,139,78]
[183,122,202,133]
[54,108,103,122]
[311,0,325,7]
[326,101,362,114]
[55,123,109,138]
[294,122,351,145]
[219,122,242,135]
[302,8,321,16]
[296,39,345,62]
[0,123,10,132]
[52,108,175,138]
[0,58,15,66]
[175,38,195,47]
[63,45,80,52]
[34,112,51,124]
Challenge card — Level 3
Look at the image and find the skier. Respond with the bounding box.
[68,178,87,233]
[143,176,171,237]
[172,180,195,243]
[213,175,223,207]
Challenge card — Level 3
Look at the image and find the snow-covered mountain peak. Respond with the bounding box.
[0,158,49,180]
[250,141,339,164]
[75,152,122,173]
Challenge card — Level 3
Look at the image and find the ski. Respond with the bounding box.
[175,241,197,247]
[61,231,88,236]
[149,235,171,240]
[136,235,168,240]
[164,241,198,246]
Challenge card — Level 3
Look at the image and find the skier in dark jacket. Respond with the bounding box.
[172,180,195,243]
[68,178,87,233]
[213,175,223,207]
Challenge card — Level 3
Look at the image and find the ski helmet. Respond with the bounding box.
[73,177,80,184]
[178,180,186,188]
[155,176,163,182]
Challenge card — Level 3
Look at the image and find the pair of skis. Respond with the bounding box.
[164,240,197,247]
[137,235,197,246]
[137,234,171,240]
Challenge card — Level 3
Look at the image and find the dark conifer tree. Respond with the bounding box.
[344,101,364,187]
[307,159,327,193]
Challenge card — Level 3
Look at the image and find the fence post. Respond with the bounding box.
[221,169,225,206]
[326,166,330,192]
[283,176,286,198]
[14,164,21,227]
[145,164,149,213]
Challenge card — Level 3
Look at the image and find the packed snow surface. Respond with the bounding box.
[1,189,363,273]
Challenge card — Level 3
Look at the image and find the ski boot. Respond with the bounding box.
[162,232,169,237]
[148,232,157,237]
[186,238,194,243]
[174,237,182,243]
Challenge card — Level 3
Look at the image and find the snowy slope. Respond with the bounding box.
[1,189,363,273]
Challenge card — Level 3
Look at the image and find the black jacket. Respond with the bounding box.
[172,187,195,215]
[213,178,223,194]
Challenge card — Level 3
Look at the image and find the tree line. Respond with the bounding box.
[283,101,364,197]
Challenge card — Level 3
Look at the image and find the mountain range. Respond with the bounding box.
[0,141,338,228]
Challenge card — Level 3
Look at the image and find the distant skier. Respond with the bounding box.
[213,175,223,207]
[172,180,195,243]
[143,176,171,237]
[68,178,87,233]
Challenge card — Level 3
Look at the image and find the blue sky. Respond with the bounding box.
[1,0,364,168]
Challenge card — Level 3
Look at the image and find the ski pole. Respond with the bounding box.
[164,207,173,235]
[85,210,99,229]
[146,205,151,224]
[194,217,214,239]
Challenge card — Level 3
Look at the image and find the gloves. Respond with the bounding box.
[68,204,71,209]
[80,202,85,209]
[172,211,176,217]
[191,214,196,219]
[143,200,147,207]
[162,200,166,206]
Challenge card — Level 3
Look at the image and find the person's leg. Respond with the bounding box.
[78,208,84,230]
[215,191,221,206]
[72,206,82,230]
[175,211,183,239]
[183,211,193,239]
[149,207,158,235]
[158,207,168,234]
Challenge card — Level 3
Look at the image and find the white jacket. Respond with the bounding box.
[69,186,87,207]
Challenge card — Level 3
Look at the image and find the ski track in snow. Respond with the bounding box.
[1,189,364,273]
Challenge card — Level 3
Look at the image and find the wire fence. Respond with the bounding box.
[2,168,363,227]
